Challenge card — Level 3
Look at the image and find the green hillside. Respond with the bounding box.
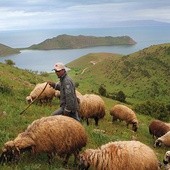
[0,43,20,57]
[67,43,170,104]
[28,34,136,50]
[0,43,170,169]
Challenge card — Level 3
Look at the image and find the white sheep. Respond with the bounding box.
[154,131,170,147]
[26,82,57,104]
[77,94,105,126]
[110,104,138,132]
[163,151,170,170]
[0,115,87,165]
[78,140,160,170]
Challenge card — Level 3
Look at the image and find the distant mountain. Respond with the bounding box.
[0,43,20,57]
[27,34,136,50]
[67,43,170,103]
[112,20,170,27]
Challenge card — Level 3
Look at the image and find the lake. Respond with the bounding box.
[0,26,170,73]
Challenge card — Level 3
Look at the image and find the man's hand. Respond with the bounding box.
[64,109,71,116]
[47,81,56,88]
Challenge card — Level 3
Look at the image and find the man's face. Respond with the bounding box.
[55,69,64,78]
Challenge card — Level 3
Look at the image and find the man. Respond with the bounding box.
[48,63,80,121]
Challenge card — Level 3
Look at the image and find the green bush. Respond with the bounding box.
[116,90,126,103]
[134,100,170,121]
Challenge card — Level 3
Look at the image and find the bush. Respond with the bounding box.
[98,84,106,97]
[134,100,170,121]
[5,59,15,66]
[116,90,126,102]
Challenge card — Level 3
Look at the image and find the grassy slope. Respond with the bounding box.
[0,44,20,57]
[67,43,170,104]
[0,43,170,169]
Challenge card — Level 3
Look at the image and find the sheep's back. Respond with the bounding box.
[79,94,105,118]
[149,120,170,138]
[81,141,159,170]
[24,116,88,155]
[110,104,137,122]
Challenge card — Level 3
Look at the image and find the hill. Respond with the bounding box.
[27,34,136,50]
[0,44,169,169]
[0,43,20,57]
[67,43,170,104]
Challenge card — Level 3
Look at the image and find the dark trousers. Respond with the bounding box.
[52,107,80,122]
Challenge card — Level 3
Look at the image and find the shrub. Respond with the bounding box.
[116,90,126,102]
[134,100,170,121]
[5,59,15,66]
[98,84,106,97]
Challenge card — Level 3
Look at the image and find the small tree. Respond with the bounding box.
[116,90,126,102]
[98,84,107,97]
[5,59,15,66]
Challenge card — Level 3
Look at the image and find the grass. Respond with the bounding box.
[0,43,170,169]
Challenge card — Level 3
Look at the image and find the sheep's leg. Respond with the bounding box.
[73,150,79,166]
[47,153,54,164]
[112,116,117,122]
[63,153,70,165]
[86,118,89,126]
[94,117,99,126]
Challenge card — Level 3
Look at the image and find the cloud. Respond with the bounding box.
[0,0,170,31]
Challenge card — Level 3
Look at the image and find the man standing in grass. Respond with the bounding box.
[48,63,80,122]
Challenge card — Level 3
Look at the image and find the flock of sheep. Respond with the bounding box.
[0,82,170,170]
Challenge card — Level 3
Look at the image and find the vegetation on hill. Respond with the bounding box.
[0,43,20,57]
[0,43,170,169]
[28,34,136,50]
[67,43,170,105]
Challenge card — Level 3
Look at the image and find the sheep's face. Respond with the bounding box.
[154,139,162,147]
[0,144,20,165]
[163,151,170,165]
[77,154,90,170]
[132,122,138,132]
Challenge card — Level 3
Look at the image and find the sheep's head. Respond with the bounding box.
[163,151,170,165]
[154,139,163,147]
[26,96,32,104]
[0,141,20,165]
[77,150,93,170]
[132,121,138,132]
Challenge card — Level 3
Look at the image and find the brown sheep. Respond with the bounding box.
[149,119,170,138]
[77,94,105,126]
[26,82,57,104]
[110,104,138,132]
[0,115,87,165]
[78,140,160,170]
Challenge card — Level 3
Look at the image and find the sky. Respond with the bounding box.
[0,0,170,31]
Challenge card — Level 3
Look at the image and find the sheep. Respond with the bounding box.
[110,104,138,132]
[77,94,105,126]
[154,131,170,147]
[78,140,160,170]
[149,119,170,139]
[26,82,57,104]
[163,151,170,170]
[0,115,87,165]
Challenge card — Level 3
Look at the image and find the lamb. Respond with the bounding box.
[149,119,170,138]
[77,94,105,126]
[78,140,160,170]
[26,82,57,104]
[154,131,170,147]
[0,115,87,165]
[163,151,170,170]
[110,104,138,132]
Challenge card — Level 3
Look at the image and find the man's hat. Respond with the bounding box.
[53,63,65,71]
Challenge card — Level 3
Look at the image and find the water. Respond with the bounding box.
[0,26,170,72]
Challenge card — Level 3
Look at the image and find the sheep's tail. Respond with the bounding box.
[20,82,48,115]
